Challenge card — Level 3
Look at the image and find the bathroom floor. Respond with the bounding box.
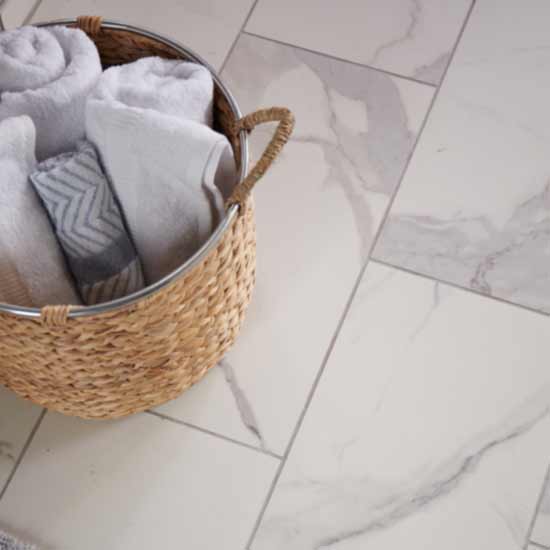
[1,1,550,549]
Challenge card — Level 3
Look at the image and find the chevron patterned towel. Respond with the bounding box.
[30,141,145,305]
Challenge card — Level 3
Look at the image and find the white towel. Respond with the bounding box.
[0,26,65,92]
[0,26,102,161]
[0,116,81,307]
[92,56,215,126]
[86,59,237,283]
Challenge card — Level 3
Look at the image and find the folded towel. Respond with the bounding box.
[0,26,102,161]
[0,116,81,307]
[31,142,145,305]
[86,59,237,283]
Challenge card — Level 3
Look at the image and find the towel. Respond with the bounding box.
[86,59,237,283]
[0,116,80,307]
[92,56,215,126]
[0,25,102,161]
[31,142,145,305]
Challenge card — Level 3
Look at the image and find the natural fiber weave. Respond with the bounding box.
[0,16,294,419]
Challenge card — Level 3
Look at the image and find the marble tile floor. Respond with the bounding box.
[1,0,550,548]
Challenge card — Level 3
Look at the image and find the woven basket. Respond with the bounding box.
[0,16,294,419]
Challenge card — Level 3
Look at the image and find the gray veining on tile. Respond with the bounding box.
[374,0,550,314]
[219,360,265,449]
[289,48,418,260]
[247,0,471,84]
[251,263,550,550]
[369,0,422,68]
[0,442,14,464]
[257,381,550,550]
[150,34,433,455]
[413,52,451,84]
[226,35,428,259]
[532,472,550,548]
[377,180,550,313]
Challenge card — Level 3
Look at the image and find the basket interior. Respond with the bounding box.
[79,25,242,172]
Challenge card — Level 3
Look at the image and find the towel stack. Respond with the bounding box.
[87,57,235,283]
[0,24,237,308]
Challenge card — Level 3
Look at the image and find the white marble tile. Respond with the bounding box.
[246,0,471,84]
[532,475,550,548]
[156,34,434,454]
[31,0,256,70]
[251,262,550,550]
[0,0,36,28]
[0,387,41,491]
[375,0,550,314]
[0,411,278,550]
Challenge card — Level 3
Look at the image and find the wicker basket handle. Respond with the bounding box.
[228,107,295,208]
[76,15,103,36]
[40,305,73,326]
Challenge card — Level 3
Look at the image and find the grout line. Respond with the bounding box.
[244,249,371,550]
[22,0,43,25]
[145,410,282,460]
[219,0,260,75]
[368,0,476,259]
[243,30,438,88]
[524,463,550,550]
[372,258,550,319]
[529,542,550,550]
[245,1,477,548]
[0,409,46,501]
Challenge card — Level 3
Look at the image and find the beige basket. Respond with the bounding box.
[0,16,294,419]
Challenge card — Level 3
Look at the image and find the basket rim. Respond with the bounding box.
[0,17,249,320]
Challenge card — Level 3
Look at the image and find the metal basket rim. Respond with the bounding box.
[0,17,249,319]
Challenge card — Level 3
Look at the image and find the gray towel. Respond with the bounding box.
[30,141,145,305]
[0,530,37,550]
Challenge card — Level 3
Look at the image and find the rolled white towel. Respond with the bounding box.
[0,26,102,161]
[0,26,65,92]
[86,58,237,284]
[93,56,215,126]
[0,116,81,307]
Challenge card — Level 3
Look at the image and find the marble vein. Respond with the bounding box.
[370,0,422,67]
[376,180,550,313]
[490,502,524,548]
[256,386,550,549]
[413,52,451,84]
[225,36,424,263]
[410,281,441,341]
[0,441,14,463]
[219,360,265,449]
[292,49,417,260]
[531,470,550,547]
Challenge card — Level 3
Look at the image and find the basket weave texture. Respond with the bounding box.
[0,16,294,419]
